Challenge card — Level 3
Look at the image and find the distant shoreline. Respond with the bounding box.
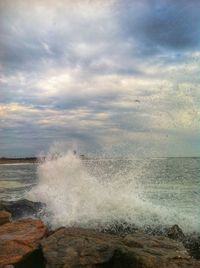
[0,158,37,164]
[0,156,199,165]
[0,155,89,164]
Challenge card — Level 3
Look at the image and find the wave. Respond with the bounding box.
[27,150,199,233]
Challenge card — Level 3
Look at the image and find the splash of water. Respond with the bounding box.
[28,150,198,232]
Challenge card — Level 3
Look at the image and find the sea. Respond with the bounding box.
[0,153,199,233]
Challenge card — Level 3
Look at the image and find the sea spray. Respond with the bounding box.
[27,151,199,232]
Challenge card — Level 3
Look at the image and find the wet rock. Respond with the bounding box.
[184,234,200,260]
[0,211,11,226]
[167,224,185,241]
[41,227,200,268]
[0,218,48,266]
[165,225,200,260]
[117,232,200,268]
[102,221,138,235]
[0,199,44,220]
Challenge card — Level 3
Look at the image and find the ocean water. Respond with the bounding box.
[0,153,199,233]
[0,163,37,201]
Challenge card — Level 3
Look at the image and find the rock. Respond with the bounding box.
[0,218,48,266]
[184,234,200,260]
[41,228,118,268]
[41,227,200,268]
[14,249,45,268]
[167,224,185,241]
[0,211,11,226]
[116,232,200,268]
[102,220,138,235]
[165,225,200,260]
[0,199,44,220]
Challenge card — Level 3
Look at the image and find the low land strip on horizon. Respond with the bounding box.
[0,157,37,164]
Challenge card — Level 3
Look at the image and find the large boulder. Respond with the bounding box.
[0,211,11,226]
[41,227,200,268]
[0,218,48,267]
[0,199,44,220]
[115,232,200,268]
[41,228,117,268]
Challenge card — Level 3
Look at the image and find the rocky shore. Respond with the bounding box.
[0,199,199,268]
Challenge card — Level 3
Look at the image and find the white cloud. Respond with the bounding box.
[0,0,200,156]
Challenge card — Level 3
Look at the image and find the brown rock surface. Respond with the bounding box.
[41,228,118,268]
[41,227,200,268]
[0,211,11,226]
[0,218,48,266]
[116,232,200,268]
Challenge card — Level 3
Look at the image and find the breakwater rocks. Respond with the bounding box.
[41,227,200,268]
[0,199,44,220]
[0,217,48,267]
[0,211,11,226]
[0,200,200,268]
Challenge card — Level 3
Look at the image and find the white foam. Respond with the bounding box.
[27,150,199,232]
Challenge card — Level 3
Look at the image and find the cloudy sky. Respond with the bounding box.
[0,0,200,157]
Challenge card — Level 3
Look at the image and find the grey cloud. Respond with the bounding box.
[119,0,200,52]
[1,0,200,76]
[0,1,118,72]
[0,0,200,156]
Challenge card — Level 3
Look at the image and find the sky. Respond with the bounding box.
[0,0,200,157]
